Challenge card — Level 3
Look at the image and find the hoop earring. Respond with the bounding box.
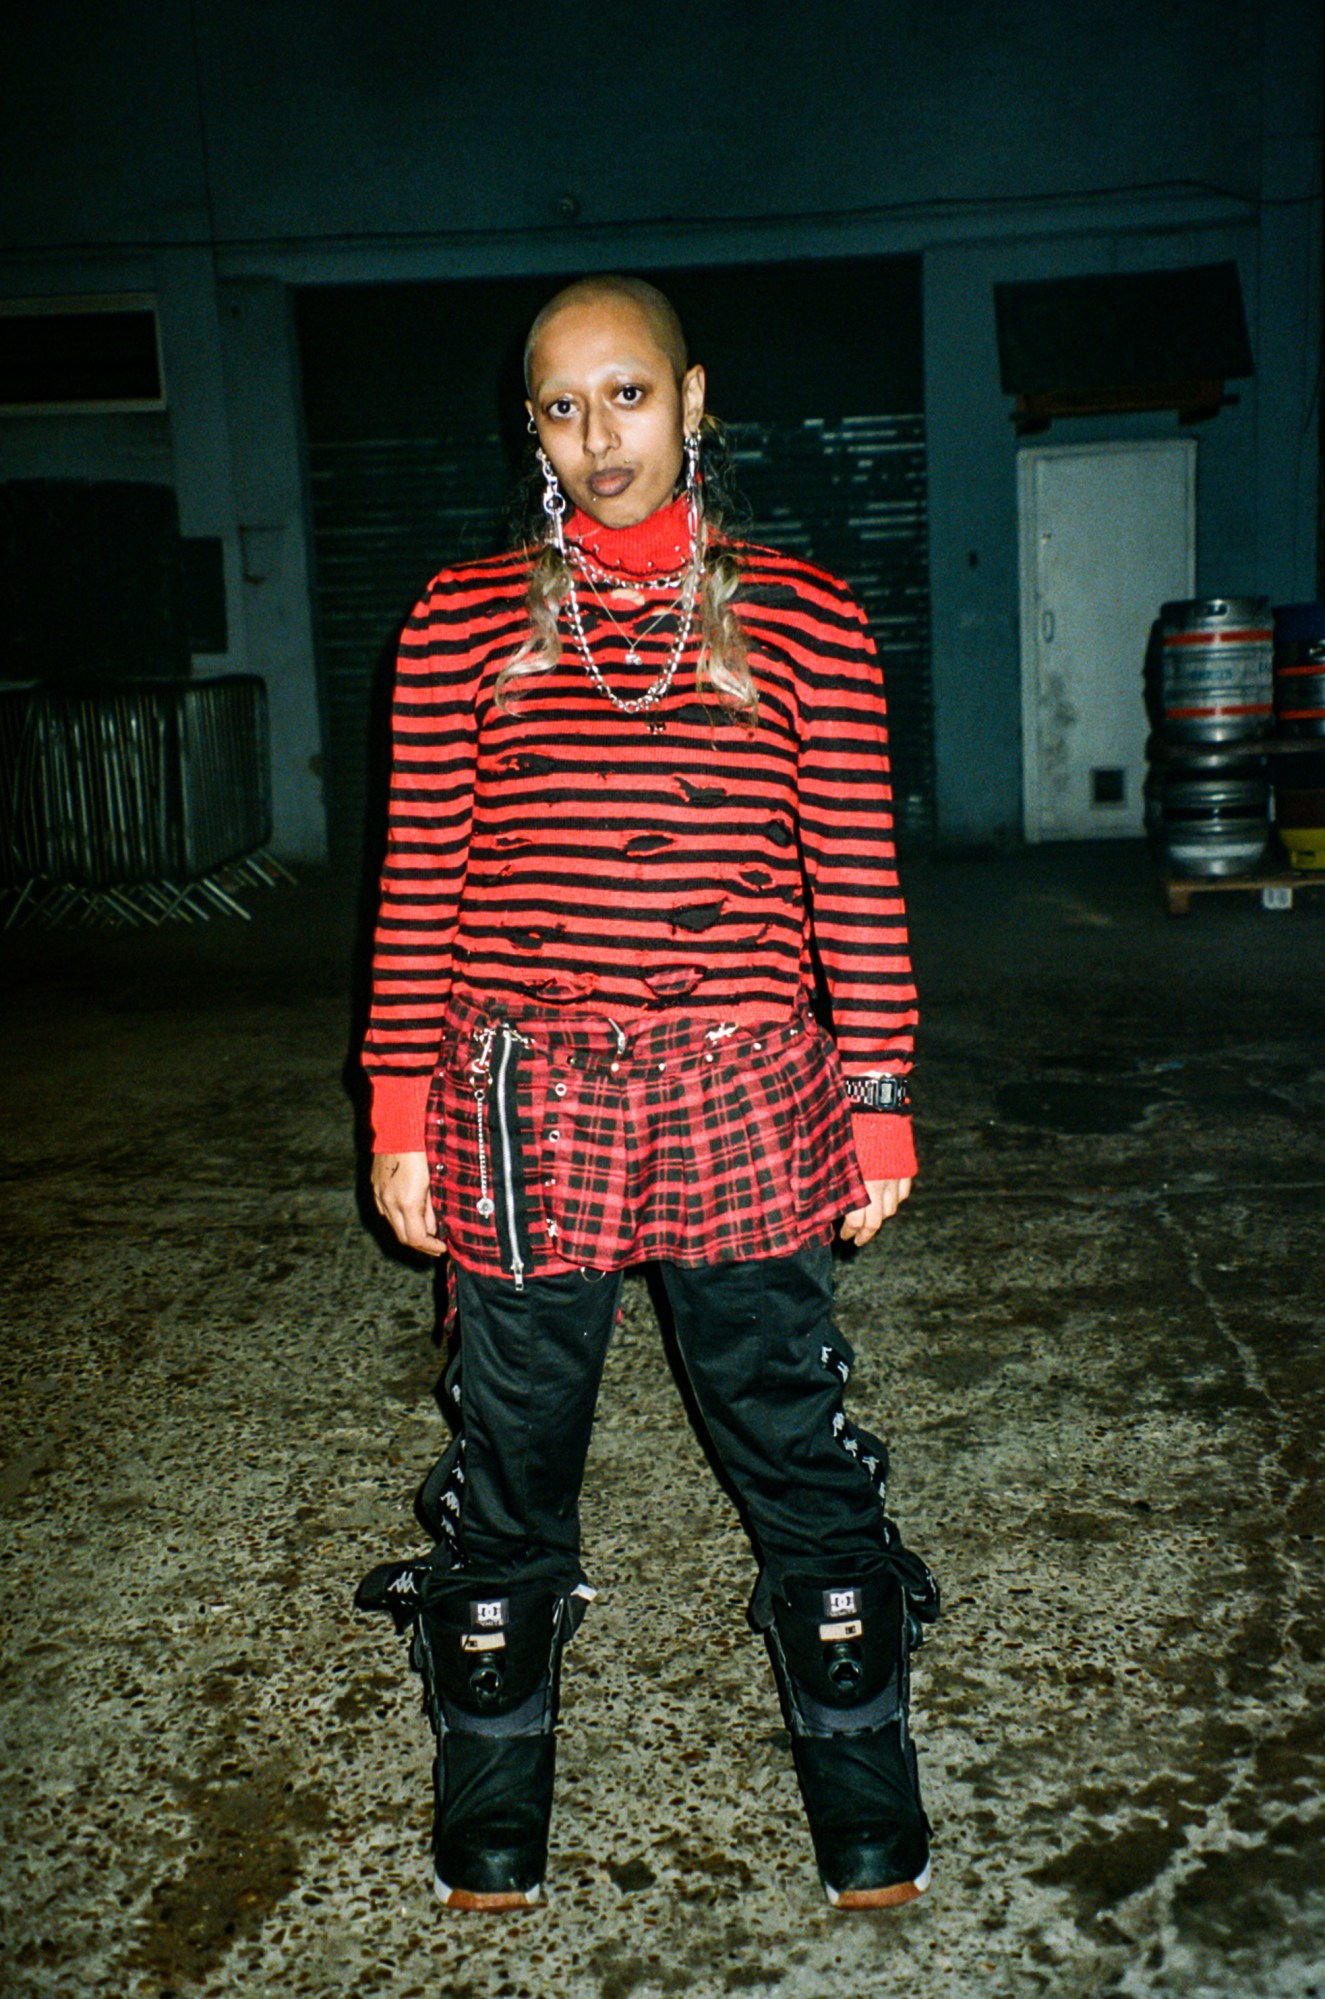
[526,413,537,436]
[538,448,568,554]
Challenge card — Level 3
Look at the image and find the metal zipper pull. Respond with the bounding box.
[472,1089,495,1220]
[469,1026,497,1220]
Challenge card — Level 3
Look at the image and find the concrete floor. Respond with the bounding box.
[2,843,1323,1999]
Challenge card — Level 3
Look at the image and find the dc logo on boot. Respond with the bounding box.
[472,1598,509,1630]
[824,1588,859,1619]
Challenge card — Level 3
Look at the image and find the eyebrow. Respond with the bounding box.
[534,357,662,393]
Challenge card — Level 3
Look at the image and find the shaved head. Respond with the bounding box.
[523,275,688,390]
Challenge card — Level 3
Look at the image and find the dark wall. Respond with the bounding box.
[1,1,1263,250]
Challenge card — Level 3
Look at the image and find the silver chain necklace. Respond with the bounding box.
[568,544,692,592]
[562,563,702,715]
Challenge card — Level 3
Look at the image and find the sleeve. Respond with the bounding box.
[795,581,919,1182]
[361,576,480,1154]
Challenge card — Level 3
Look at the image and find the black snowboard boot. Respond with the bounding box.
[764,1561,930,1909]
[357,1562,582,1910]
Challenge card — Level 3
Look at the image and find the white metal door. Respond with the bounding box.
[1019,441,1196,841]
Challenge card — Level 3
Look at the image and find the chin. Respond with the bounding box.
[585,490,661,528]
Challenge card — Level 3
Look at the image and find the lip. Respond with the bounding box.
[587,466,634,498]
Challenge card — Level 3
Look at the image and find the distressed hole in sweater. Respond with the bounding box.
[493,833,531,851]
[671,900,728,934]
[534,974,600,1003]
[643,965,704,1000]
[738,866,773,892]
[624,833,673,857]
[675,776,727,808]
[765,818,794,848]
[504,752,559,777]
[509,924,565,953]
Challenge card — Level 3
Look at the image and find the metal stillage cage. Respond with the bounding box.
[2,676,272,907]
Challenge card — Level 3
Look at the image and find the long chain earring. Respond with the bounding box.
[538,447,568,556]
[683,429,703,556]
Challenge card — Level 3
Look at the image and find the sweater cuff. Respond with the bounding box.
[851,1111,918,1182]
[369,1073,434,1155]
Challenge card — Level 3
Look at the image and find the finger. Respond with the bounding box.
[416,1200,445,1257]
[400,1218,445,1258]
[399,1198,436,1254]
[847,1197,889,1247]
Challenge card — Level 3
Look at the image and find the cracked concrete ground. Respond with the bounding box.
[1,843,1322,1999]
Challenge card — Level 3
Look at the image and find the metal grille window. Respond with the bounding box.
[727,414,933,844]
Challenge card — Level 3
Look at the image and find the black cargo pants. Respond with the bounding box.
[448,1243,894,1598]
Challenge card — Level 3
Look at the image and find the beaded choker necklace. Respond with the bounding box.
[568,545,692,593]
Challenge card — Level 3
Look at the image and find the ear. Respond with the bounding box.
[681,363,706,436]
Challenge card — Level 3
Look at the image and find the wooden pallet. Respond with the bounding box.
[1163,869,1325,916]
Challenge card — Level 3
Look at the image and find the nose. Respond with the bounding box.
[582,397,618,458]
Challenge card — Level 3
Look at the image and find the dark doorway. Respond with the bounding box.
[296,258,931,877]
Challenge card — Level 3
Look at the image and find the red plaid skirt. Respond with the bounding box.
[425,993,868,1282]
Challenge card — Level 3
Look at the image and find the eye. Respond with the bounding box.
[616,382,645,405]
[544,396,576,420]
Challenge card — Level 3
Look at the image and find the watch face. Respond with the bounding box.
[849,1076,909,1110]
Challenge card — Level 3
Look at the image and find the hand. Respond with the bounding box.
[839,1177,913,1249]
[371,1151,446,1258]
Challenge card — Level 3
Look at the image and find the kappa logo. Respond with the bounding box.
[824,1588,860,1619]
[471,1598,508,1630]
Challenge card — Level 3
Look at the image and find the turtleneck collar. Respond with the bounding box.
[563,493,694,578]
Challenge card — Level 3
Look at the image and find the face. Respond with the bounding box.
[526,296,706,529]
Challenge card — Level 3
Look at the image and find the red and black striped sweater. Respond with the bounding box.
[364,495,919,1182]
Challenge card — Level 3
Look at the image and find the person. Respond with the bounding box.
[355,274,939,1914]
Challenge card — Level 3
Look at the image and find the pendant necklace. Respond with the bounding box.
[579,576,681,667]
[562,560,701,717]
